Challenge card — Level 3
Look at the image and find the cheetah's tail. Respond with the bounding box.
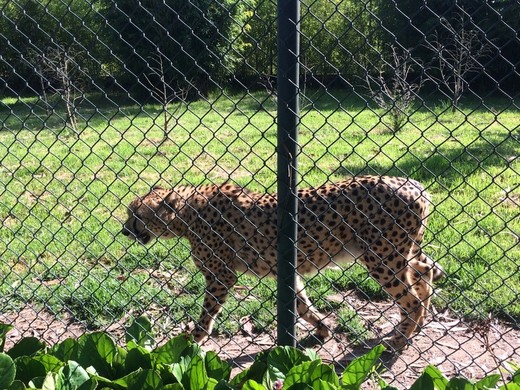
[425,255,445,282]
[417,253,445,282]
[432,262,445,282]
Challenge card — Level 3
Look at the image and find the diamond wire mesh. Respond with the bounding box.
[0,0,519,387]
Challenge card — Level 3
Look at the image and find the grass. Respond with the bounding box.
[0,89,518,339]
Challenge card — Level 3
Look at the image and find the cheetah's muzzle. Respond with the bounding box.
[121,224,152,245]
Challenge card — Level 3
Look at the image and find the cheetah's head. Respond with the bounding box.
[121,187,182,245]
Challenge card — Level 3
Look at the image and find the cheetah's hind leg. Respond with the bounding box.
[382,254,435,351]
[361,243,435,351]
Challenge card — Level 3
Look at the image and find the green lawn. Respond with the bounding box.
[0,90,518,339]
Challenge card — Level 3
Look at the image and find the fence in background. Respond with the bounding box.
[0,0,519,387]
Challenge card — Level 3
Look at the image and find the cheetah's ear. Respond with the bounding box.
[136,190,158,212]
[157,190,184,221]
[144,187,167,210]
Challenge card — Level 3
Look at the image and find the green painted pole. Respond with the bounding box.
[276,0,300,347]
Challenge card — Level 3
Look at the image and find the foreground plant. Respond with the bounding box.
[0,317,229,390]
[0,317,518,390]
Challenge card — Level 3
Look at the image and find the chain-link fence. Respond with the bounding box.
[0,0,519,386]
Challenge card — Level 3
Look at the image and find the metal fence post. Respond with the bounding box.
[276,0,300,347]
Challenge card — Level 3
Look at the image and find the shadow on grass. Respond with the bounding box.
[337,130,519,188]
[2,89,517,137]
[0,92,158,133]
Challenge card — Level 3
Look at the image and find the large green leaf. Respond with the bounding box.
[40,372,56,390]
[152,335,194,365]
[409,365,448,390]
[126,316,154,351]
[7,337,46,360]
[0,352,16,389]
[206,377,219,390]
[163,384,184,390]
[113,345,129,379]
[312,379,339,390]
[242,379,267,390]
[284,361,339,389]
[214,379,235,390]
[56,361,94,390]
[445,377,477,390]
[229,356,268,388]
[171,355,192,385]
[184,355,208,390]
[85,372,115,389]
[7,380,26,390]
[205,351,231,382]
[341,345,385,389]
[126,346,153,374]
[267,347,311,376]
[75,332,118,378]
[14,354,63,385]
[36,354,63,373]
[0,324,13,353]
[409,372,436,390]
[50,339,77,363]
[113,368,163,390]
[475,374,500,389]
[14,356,46,384]
[499,385,520,390]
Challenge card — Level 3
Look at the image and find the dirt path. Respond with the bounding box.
[1,304,518,389]
[203,311,519,388]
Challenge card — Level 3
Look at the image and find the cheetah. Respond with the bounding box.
[122,176,443,350]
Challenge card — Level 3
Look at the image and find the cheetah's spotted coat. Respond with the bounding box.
[122,176,443,349]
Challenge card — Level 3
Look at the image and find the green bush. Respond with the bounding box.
[0,318,518,390]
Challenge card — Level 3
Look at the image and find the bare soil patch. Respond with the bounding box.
[204,298,519,389]
[1,302,518,389]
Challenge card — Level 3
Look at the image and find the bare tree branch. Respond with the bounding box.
[364,46,424,133]
[428,12,492,111]
[144,52,191,145]
[30,45,87,134]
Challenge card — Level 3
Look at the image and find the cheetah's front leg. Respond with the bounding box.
[192,267,238,343]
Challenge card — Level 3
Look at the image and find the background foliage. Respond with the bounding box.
[1,0,519,96]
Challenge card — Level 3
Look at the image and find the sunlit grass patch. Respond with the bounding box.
[0,90,518,335]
